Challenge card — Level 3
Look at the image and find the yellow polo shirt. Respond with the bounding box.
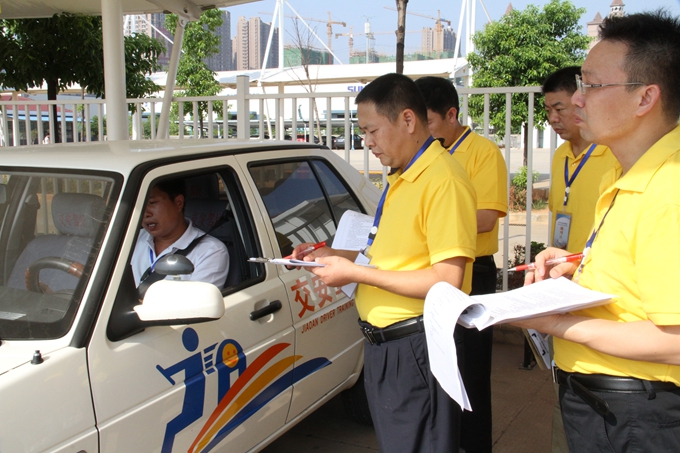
[356,139,477,327]
[555,125,680,384]
[549,142,617,252]
[448,129,508,257]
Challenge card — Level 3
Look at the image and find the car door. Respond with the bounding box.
[237,149,377,422]
[87,156,297,453]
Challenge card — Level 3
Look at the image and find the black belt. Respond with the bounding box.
[554,368,679,417]
[358,316,425,345]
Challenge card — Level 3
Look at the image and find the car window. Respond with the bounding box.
[248,159,363,255]
[108,167,264,342]
[135,169,262,291]
[0,170,119,340]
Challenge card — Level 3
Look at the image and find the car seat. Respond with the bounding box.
[7,192,105,293]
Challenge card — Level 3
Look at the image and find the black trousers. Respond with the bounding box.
[364,329,462,453]
[460,255,496,453]
[560,383,680,452]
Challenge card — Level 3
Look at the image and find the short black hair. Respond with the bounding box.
[414,76,460,119]
[355,73,428,125]
[542,66,581,95]
[154,178,186,202]
[599,9,680,121]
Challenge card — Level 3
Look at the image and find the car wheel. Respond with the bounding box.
[341,369,373,425]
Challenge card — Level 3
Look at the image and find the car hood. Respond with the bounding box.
[0,343,64,376]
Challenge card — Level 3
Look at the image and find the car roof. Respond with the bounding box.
[0,139,326,174]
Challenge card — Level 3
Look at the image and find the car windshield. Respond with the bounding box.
[0,170,119,340]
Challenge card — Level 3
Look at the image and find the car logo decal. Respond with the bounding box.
[157,328,331,453]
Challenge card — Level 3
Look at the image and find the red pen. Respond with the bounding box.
[284,241,327,259]
[508,253,583,272]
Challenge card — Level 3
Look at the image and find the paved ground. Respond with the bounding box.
[261,338,555,453]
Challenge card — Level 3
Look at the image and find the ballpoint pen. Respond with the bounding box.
[283,241,327,259]
[508,253,583,272]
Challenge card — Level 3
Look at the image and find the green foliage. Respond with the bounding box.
[467,0,590,137]
[0,14,162,101]
[499,241,547,290]
[509,166,541,211]
[511,166,540,191]
[166,10,224,136]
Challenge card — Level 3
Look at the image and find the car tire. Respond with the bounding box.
[341,370,373,426]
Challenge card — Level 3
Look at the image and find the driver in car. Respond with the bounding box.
[131,179,229,288]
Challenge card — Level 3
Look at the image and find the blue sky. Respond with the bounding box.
[224,0,680,62]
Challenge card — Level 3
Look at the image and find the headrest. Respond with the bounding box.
[185,175,220,200]
[52,192,106,237]
[185,199,228,232]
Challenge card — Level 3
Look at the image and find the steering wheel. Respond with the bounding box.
[25,257,84,294]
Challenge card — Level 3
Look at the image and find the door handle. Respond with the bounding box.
[250,300,282,321]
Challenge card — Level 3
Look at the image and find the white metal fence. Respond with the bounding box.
[0,78,553,289]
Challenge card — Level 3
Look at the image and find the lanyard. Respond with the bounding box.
[367,136,434,246]
[448,127,472,155]
[575,189,620,280]
[562,143,597,208]
[140,247,159,283]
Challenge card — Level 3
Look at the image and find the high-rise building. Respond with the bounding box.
[421,27,456,57]
[236,16,279,70]
[205,10,233,71]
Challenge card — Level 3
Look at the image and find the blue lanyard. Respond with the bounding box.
[448,127,472,155]
[367,136,435,246]
[140,247,158,283]
[562,144,597,207]
[576,189,620,278]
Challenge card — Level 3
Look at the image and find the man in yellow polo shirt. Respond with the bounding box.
[543,66,617,253]
[519,11,680,453]
[541,66,617,453]
[415,76,507,453]
[292,73,478,453]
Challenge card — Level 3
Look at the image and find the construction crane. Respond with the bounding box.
[384,6,452,54]
[259,11,345,59]
[335,28,418,61]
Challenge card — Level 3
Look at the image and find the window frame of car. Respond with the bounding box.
[246,156,367,257]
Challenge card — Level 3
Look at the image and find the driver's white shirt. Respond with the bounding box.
[131,219,229,287]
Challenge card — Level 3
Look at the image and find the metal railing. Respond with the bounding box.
[0,78,552,289]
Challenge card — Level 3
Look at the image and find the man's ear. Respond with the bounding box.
[402,109,417,133]
[446,107,459,125]
[636,84,661,117]
[174,194,185,212]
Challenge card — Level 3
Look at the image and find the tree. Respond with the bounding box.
[395,0,409,74]
[466,0,589,162]
[166,10,224,138]
[0,13,163,141]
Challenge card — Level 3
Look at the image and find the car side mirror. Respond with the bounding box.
[133,280,225,323]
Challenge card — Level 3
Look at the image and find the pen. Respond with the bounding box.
[508,253,583,272]
[283,241,327,259]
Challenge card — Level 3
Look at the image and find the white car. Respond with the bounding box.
[0,139,379,453]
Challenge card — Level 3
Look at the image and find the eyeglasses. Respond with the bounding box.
[575,74,644,95]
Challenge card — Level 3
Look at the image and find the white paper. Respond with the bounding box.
[526,329,552,369]
[341,252,371,298]
[332,210,374,251]
[424,282,472,411]
[464,277,616,329]
[424,277,616,409]
[248,258,326,267]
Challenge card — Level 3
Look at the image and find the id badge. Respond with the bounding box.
[553,212,572,249]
